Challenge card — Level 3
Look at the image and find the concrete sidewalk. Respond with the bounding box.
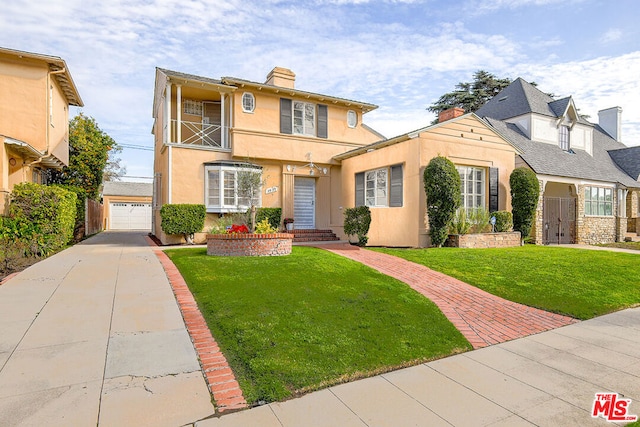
[0,232,215,426]
[196,307,640,426]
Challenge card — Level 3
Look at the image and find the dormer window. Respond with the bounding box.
[559,125,570,151]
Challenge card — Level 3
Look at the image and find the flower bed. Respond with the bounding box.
[206,233,294,256]
[446,232,521,248]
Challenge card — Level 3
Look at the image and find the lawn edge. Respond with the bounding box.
[145,236,248,414]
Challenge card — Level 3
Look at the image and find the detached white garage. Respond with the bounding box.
[102,182,153,231]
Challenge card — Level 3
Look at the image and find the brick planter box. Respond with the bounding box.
[446,232,521,248]
[206,233,294,256]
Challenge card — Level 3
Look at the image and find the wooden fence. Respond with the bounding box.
[85,198,104,237]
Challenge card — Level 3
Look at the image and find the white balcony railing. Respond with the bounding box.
[170,119,228,149]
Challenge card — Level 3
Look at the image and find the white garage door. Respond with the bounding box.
[110,203,152,230]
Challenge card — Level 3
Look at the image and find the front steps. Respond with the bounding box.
[291,229,340,243]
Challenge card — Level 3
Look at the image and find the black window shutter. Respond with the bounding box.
[317,104,328,138]
[489,167,499,212]
[389,164,403,207]
[280,98,292,134]
[355,172,365,207]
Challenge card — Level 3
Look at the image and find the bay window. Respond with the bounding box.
[205,162,262,213]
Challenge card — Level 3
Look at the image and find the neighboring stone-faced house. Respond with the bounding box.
[337,112,518,247]
[477,78,640,244]
[102,181,153,231]
[152,67,381,244]
[0,47,83,213]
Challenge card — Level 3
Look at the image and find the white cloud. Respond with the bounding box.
[601,28,623,44]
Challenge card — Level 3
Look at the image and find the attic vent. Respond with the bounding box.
[498,96,508,102]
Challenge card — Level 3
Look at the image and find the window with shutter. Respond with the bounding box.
[280,98,292,134]
[317,105,328,138]
[355,172,365,207]
[389,165,403,207]
[489,167,499,212]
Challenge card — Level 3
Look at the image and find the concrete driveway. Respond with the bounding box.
[0,232,215,426]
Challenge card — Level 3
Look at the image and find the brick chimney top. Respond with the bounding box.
[438,107,465,123]
[265,67,296,89]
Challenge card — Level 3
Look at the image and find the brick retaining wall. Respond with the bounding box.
[446,232,521,248]
[207,233,294,256]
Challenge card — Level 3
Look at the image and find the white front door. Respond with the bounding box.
[294,177,315,229]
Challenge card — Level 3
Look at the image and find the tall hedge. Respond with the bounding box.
[424,156,461,247]
[160,204,206,244]
[248,207,282,230]
[510,167,540,242]
[9,183,77,255]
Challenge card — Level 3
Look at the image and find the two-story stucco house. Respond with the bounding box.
[0,47,83,213]
[151,67,381,244]
[477,78,640,244]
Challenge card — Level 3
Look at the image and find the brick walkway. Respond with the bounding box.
[145,237,247,413]
[317,243,578,349]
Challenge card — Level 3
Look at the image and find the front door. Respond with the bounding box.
[294,177,315,229]
[543,197,576,244]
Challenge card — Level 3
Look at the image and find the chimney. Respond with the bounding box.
[265,67,296,89]
[598,106,622,142]
[438,107,465,123]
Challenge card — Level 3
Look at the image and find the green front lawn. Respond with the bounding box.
[166,246,471,405]
[372,246,640,320]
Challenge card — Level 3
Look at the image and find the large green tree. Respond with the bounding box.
[428,70,512,118]
[48,113,123,199]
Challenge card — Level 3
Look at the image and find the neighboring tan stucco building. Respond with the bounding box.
[0,47,83,213]
[337,112,518,247]
[152,67,381,244]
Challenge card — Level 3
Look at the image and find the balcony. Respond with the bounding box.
[168,119,229,149]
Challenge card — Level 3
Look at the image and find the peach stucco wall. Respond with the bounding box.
[341,115,517,247]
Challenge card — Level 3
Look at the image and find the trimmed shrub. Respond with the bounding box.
[0,216,31,272]
[493,211,513,232]
[344,206,371,246]
[510,168,540,242]
[9,183,77,255]
[249,208,282,230]
[160,204,206,244]
[53,185,87,240]
[424,156,461,247]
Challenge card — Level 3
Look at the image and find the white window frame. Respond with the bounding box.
[584,186,613,217]
[365,168,388,207]
[205,165,262,213]
[347,110,357,128]
[293,101,315,136]
[457,166,485,210]
[559,125,570,151]
[242,93,255,113]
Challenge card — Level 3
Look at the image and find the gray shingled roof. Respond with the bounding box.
[103,182,153,197]
[485,117,639,188]
[608,146,640,180]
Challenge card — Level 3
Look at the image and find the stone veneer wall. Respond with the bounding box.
[532,179,545,244]
[578,217,617,244]
[207,233,293,256]
[446,232,521,248]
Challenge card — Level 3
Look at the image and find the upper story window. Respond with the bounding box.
[347,110,357,128]
[355,164,403,208]
[279,98,328,138]
[183,99,203,116]
[585,186,613,216]
[559,125,570,151]
[242,93,255,113]
[457,166,485,210]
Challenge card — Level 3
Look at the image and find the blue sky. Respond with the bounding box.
[2,0,639,181]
